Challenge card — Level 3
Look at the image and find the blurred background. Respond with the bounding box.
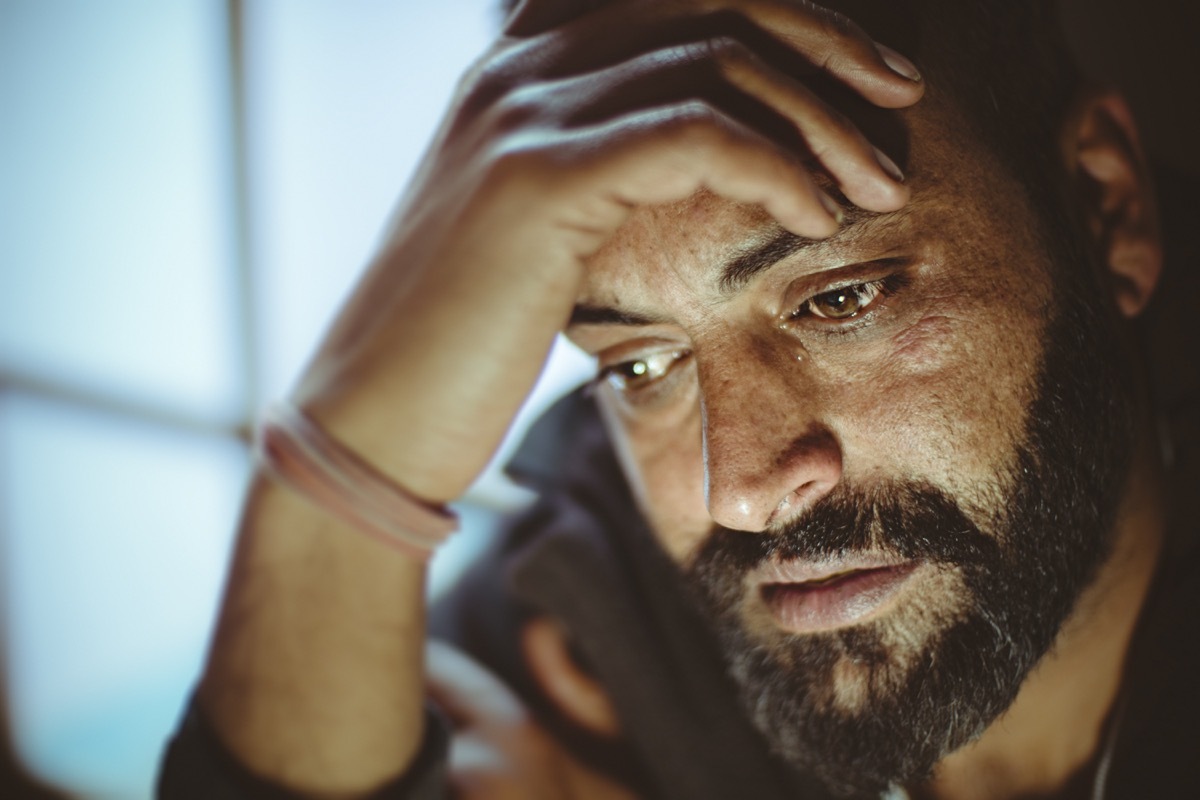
[0,1,1195,798]
[0,1,592,797]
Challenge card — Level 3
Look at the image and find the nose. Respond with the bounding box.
[700,351,843,532]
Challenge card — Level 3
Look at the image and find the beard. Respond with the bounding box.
[683,261,1138,797]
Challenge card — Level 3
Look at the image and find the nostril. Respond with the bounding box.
[769,480,831,527]
[773,489,800,519]
[798,479,836,508]
[705,424,843,533]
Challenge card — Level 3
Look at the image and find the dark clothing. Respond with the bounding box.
[158,388,828,799]
[158,706,449,800]
[158,168,1200,799]
[157,392,1200,799]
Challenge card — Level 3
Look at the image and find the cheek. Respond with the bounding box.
[836,301,1043,506]
[598,390,711,561]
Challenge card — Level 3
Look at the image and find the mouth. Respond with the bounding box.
[757,561,922,634]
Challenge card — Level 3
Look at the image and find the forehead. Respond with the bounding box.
[578,100,1021,311]
[586,190,775,299]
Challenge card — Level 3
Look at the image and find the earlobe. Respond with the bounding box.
[1062,90,1162,318]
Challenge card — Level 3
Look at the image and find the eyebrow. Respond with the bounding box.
[718,227,820,295]
[568,304,663,327]
[720,200,904,294]
[567,205,904,329]
[565,228,838,329]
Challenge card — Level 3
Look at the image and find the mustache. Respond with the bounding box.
[686,480,1003,581]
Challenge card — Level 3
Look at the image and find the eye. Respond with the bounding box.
[599,349,689,394]
[796,279,890,321]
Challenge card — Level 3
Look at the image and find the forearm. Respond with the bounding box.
[198,476,430,797]
[194,200,578,796]
[189,0,923,792]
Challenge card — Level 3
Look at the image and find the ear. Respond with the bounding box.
[520,616,621,738]
[1061,90,1163,318]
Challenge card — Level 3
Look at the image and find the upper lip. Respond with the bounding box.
[750,553,914,586]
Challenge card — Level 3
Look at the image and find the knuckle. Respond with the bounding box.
[456,74,503,124]
[670,37,718,69]
[815,7,869,49]
[477,39,536,86]
[820,103,858,136]
[486,139,552,188]
[459,55,517,118]
[805,136,835,162]
[490,84,545,131]
[672,102,740,150]
[707,35,756,74]
[458,40,547,121]
[674,100,722,132]
[702,34,740,57]
[807,117,872,167]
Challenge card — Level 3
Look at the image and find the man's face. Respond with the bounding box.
[566,99,1134,794]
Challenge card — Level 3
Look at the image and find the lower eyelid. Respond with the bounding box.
[612,351,694,405]
[793,273,911,324]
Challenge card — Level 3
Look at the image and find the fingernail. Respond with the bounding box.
[873,147,905,182]
[877,43,921,82]
[818,191,844,224]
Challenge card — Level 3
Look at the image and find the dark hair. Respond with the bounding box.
[894,1,1082,223]
[494,0,1081,206]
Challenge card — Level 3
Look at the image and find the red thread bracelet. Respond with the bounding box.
[255,403,458,559]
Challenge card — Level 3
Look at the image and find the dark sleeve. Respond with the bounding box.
[156,696,449,800]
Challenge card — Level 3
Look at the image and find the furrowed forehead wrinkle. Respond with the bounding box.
[719,204,911,295]
[567,201,916,330]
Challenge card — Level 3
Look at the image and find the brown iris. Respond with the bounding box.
[810,287,865,319]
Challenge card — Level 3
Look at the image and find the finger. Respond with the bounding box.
[503,0,923,108]
[715,39,909,211]
[532,38,906,211]
[425,640,526,729]
[726,0,924,107]
[511,99,844,241]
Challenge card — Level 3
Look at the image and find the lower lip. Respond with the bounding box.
[760,563,920,634]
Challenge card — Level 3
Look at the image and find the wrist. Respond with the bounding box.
[256,403,459,560]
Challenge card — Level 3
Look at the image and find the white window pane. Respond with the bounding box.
[428,503,505,603]
[247,2,594,506]
[468,337,596,508]
[1,395,248,798]
[248,1,496,400]
[0,0,242,422]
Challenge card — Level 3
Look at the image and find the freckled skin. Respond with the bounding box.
[571,99,1050,562]
[563,85,1164,796]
